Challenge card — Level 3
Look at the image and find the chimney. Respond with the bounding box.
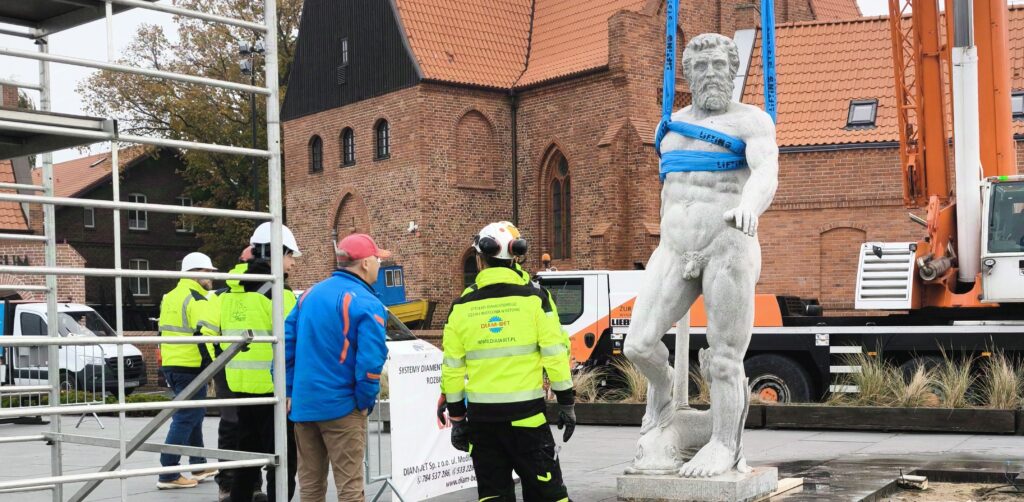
[1,85,18,108]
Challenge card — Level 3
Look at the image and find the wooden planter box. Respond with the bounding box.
[764,405,1018,434]
[375,402,1022,435]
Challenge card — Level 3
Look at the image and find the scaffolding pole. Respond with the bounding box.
[0,1,288,500]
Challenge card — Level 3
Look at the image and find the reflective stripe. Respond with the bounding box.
[550,379,573,391]
[257,282,273,296]
[467,389,544,403]
[510,412,547,428]
[536,472,552,482]
[159,325,193,334]
[445,391,465,402]
[540,345,566,357]
[181,294,194,329]
[443,357,466,368]
[222,329,273,337]
[197,320,220,334]
[465,344,538,361]
[227,360,272,370]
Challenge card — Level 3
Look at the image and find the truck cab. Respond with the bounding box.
[980,177,1024,302]
[0,301,146,395]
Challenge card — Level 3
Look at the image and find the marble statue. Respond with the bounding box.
[622,33,779,479]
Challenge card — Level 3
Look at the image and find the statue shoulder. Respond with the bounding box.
[669,105,694,121]
[731,103,775,138]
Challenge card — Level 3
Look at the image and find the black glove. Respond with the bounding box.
[436,395,449,426]
[450,417,470,452]
[556,404,576,442]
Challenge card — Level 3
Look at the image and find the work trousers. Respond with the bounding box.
[293,410,368,502]
[159,369,207,482]
[213,370,249,492]
[468,421,569,502]
[230,393,296,502]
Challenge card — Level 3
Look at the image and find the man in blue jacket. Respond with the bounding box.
[285,233,390,502]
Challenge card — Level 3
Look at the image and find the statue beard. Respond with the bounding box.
[693,76,733,112]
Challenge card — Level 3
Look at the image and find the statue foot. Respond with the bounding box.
[679,440,736,478]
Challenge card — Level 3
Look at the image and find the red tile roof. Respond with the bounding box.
[744,15,897,146]
[37,147,149,198]
[393,0,533,88]
[743,7,1024,147]
[810,0,862,21]
[0,160,28,231]
[393,0,648,89]
[516,0,648,87]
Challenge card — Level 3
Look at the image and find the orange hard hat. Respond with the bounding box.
[541,253,552,262]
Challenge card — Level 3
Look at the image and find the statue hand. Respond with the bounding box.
[723,207,758,237]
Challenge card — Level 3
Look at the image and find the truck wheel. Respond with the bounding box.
[899,355,943,383]
[744,354,813,403]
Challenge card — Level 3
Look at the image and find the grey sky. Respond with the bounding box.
[0,0,890,163]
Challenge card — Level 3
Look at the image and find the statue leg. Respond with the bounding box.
[623,245,701,435]
[679,247,757,478]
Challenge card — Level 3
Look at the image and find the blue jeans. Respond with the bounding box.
[159,369,207,482]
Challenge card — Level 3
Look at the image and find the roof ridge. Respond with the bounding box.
[776,13,891,29]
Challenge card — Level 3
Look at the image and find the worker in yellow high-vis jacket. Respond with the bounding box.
[157,252,220,490]
[440,221,575,502]
[207,222,300,502]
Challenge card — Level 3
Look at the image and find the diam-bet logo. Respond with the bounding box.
[481,316,510,334]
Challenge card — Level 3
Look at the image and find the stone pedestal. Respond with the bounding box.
[617,467,778,502]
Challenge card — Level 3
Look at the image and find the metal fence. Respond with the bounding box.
[0,1,288,500]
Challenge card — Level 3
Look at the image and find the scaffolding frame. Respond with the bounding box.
[0,1,288,500]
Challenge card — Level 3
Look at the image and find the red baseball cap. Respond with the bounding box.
[336,233,392,260]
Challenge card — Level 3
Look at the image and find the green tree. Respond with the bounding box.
[78,0,302,268]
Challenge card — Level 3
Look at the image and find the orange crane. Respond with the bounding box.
[886,0,1023,308]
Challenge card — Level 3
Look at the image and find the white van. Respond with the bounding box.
[0,301,146,395]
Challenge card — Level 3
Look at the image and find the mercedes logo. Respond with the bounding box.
[125,359,134,368]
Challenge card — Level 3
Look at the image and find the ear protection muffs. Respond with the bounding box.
[474,234,528,258]
[252,244,294,261]
[253,243,272,261]
[475,234,502,257]
[510,238,528,257]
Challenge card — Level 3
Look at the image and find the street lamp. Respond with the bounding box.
[239,40,265,210]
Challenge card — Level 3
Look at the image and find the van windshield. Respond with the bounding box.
[59,311,116,337]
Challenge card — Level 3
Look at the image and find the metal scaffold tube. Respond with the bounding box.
[106,0,268,32]
[0,335,275,346]
[0,119,273,158]
[0,2,286,499]
[263,0,289,499]
[0,265,274,281]
[0,47,270,95]
[0,192,273,218]
[37,33,64,502]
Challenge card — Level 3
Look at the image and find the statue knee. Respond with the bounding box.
[622,342,644,362]
[709,352,743,382]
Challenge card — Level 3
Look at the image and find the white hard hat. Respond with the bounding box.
[250,222,302,257]
[181,252,216,272]
[473,221,528,261]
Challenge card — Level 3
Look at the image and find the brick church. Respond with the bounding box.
[281,0,1024,325]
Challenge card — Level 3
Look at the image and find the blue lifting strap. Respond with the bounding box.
[761,0,778,122]
[655,0,777,181]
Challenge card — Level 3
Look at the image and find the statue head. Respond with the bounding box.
[682,33,740,112]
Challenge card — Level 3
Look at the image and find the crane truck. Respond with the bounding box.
[538,0,1024,403]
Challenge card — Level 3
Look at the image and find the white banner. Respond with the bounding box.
[388,340,476,500]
